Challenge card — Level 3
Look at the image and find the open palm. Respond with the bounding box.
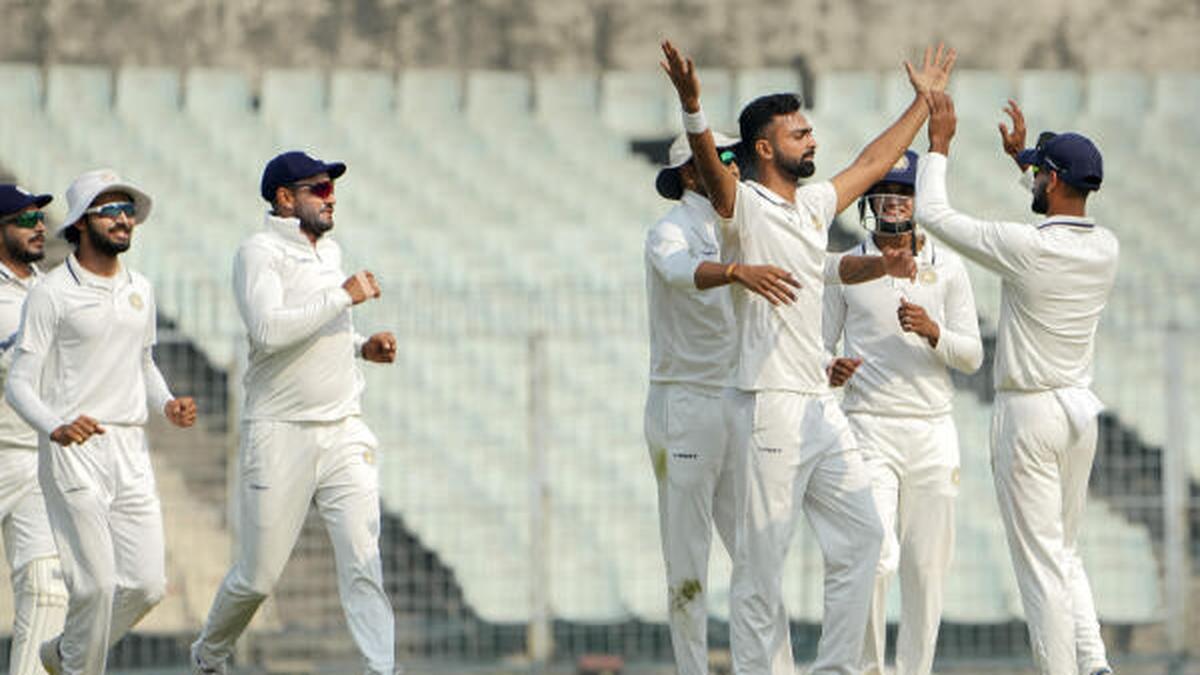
[905,43,957,95]
[660,40,700,110]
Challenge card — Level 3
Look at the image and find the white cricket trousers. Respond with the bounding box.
[644,383,742,675]
[991,391,1108,675]
[849,413,959,675]
[0,451,68,675]
[193,416,394,674]
[729,391,884,675]
[38,425,166,675]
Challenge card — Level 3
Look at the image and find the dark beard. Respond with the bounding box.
[1031,183,1049,215]
[297,205,333,239]
[3,234,43,263]
[86,222,130,256]
[779,156,816,181]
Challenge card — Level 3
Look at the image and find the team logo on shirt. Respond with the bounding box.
[811,214,823,231]
[129,292,144,310]
[363,449,375,465]
[951,467,960,486]
[919,269,937,285]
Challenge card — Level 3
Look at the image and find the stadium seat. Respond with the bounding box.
[398,69,463,119]
[330,68,395,119]
[1017,70,1083,131]
[734,67,802,112]
[184,67,255,120]
[116,66,181,120]
[599,69,675,138]
[0,63,42,111]
[260,68,327,121]
[46,64,112,118]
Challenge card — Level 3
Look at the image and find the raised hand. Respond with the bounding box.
[732,264,801,305]
[50,415,105,446]
[905,42,957,96]
[827,357,863,387]
[660,40,701,112]
[343,270,381,305]
[998,98,1027,163]
[927,91,958,155]
[165,397,198,428]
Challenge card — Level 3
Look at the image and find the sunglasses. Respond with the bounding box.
[291,180,335,199]
[85,202,137,219]
[719,149,737,166]
[1,210,45,229]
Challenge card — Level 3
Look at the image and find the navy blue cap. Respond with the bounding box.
[260,151,346,202]
[1017,132,1103,192]
[0,184,52,218]
[869,150,918,192]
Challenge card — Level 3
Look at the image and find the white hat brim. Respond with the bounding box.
[59,183,153,237]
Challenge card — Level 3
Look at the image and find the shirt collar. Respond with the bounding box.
[263,211,338,256]
[745,180,794,208]
[65,253,129,289]
[0,259,37,287]
[1036,214,1095,230]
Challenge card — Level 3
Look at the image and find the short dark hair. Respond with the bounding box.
[738,93,803,151]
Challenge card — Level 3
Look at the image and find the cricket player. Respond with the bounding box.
[646,131,804,675]
[4,169,197,675]
[0,185,69,674]
[821,152,983,675]
[660,40,955,674]
[191,151,396,675]
[916,91,1115,675]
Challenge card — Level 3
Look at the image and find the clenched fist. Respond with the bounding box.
[343,270,382,305]
[165,397,198,428]
[50,415,105,446]
[362,332,398,364]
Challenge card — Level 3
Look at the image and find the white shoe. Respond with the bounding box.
[39,638,63,675]
[190,642,227,675]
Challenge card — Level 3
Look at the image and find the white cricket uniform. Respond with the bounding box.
[916,152,1117,675]
[192,212,393,675]
[5,255,171,675]
[0,261,69,675]
[721,180,883,675]
[822,237,983,675]
[644,190,741,675]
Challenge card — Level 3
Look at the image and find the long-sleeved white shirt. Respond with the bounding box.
[823,236,982,417]
[915,152,1118,392]
[4,255,172,436]
[719,180,843,394]
[645,190,736,389]
[0,261,39,450]
[234,212,366,422]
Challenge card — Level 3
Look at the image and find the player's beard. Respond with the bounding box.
[86,218,131,257]
[2,230,44,263]
[777,150,815,182]
[1031,180,1049,215]
[297,201,334,239]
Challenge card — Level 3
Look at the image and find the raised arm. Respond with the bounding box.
[830,44,957,214]
[233,243,379,353]
[661,40,737,218]
[916,92,1039,278]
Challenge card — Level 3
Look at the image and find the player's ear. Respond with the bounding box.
[755,137,773,162]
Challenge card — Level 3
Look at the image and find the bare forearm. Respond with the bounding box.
[694,261,734,290]
[685,128,737,217]
[833,97,929,213]
[838,255,886,285]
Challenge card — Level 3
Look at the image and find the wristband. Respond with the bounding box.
[682,108,708,135]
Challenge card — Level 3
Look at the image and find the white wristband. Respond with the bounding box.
[682,108,708,135]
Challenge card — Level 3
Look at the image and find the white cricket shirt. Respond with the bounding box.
[234,212,365,422]
[645,190,736,389]
[915,152,1118,392]
[6,255,167,434]
[0,261,38,451]
[823,236,983,417]
[720,179,842,394]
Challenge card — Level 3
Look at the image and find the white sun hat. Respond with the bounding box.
[60,168,153,237]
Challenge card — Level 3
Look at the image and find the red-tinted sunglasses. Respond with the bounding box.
[291,180,335,199]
